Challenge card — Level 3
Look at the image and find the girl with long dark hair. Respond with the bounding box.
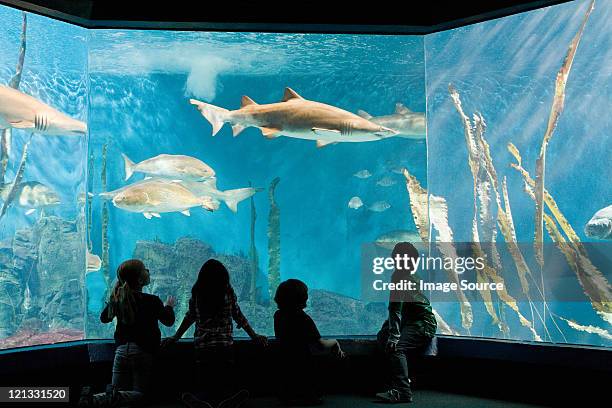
[80,259,176,407]
[163,259,267,408]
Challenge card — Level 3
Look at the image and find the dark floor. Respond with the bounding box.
[150,392,548,407]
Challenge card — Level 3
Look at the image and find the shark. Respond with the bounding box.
[0,84,87,136]
[357,103,425,140]
[190,87,397,148]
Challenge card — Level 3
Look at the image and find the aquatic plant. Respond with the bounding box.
[0,13,26,185]
[509,144,612,325]
[534,0,595,267]
[248,181,258,302]
[100,144,111,298]
[86,153,94,252]
[267,177,280,300]
[0,134,33,219]
[402,168,473,331]
[448,86,541,340]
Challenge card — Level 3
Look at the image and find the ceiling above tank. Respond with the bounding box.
[0,0,574,33]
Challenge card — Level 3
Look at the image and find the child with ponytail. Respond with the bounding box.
[80,259,176,407]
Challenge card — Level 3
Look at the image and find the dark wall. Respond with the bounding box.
[0,336,610,406]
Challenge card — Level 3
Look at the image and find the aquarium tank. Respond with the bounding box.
[0,0,610,350]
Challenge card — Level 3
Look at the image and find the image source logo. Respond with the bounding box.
[360,242,612,303]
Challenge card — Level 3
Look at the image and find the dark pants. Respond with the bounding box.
[277,344,320,402]
[194,345,236,404]
[93,342,154,407]
[378,325,433,398]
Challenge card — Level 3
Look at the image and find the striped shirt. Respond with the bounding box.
[186,288,252,348]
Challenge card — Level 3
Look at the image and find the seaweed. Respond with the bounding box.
[556,316,612,341]
[100,144,111,300]
[267,177,281,300]
[248,181,258,302]
[86,153,94,252]
[402,168,473,331]
[509,144,612,323]
[1,13,27,185]
[449,86,543,340]
[0,134,33,220]
[534,0,595,268]
[432,309,458,336]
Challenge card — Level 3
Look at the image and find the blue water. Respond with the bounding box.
[0,0,610,349]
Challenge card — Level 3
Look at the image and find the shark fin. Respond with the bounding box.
[180,209,191,216]
[260,127,280,139]
[190,99,230,136]
[241,95,258,107]
[122,153,136,181]
[316,140,336,148]
[25,208,35,216]
[312,128,341,138]
[9,120,34,129]
[395,103,412,114]
[151,212,161,218]
[357,110,372,119]
[281,87,304,102]
[143,212,153,219]
[232,124,246,137]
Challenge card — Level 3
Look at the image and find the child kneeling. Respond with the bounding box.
[273,279,345,406]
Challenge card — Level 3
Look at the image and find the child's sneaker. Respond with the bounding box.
[181,392,214,408]
[78,386,93,407]
[218,389,250,408]
[375,389,413,404]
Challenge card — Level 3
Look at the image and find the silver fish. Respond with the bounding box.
[122,153,215,181]
[368,201,391,212]
[585,205,612,240]
[376,176,397,187]
[0,181,60,214]
[100,178,216,219]
[0,84,86,136]
[190,87,397,148]
[354,169,372,179]
[348,196,363,209]
[357,103,425,140]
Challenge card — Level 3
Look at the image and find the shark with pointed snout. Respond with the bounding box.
[357,103,425,140]
[190,87,397,148]
[0,84,86,136]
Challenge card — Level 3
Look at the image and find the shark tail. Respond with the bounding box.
[222,187,262,213]
[122,153,136,181]
[190,99,230,136]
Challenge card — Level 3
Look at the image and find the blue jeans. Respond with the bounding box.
[94,342,154,406]
[378,325,433,398]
